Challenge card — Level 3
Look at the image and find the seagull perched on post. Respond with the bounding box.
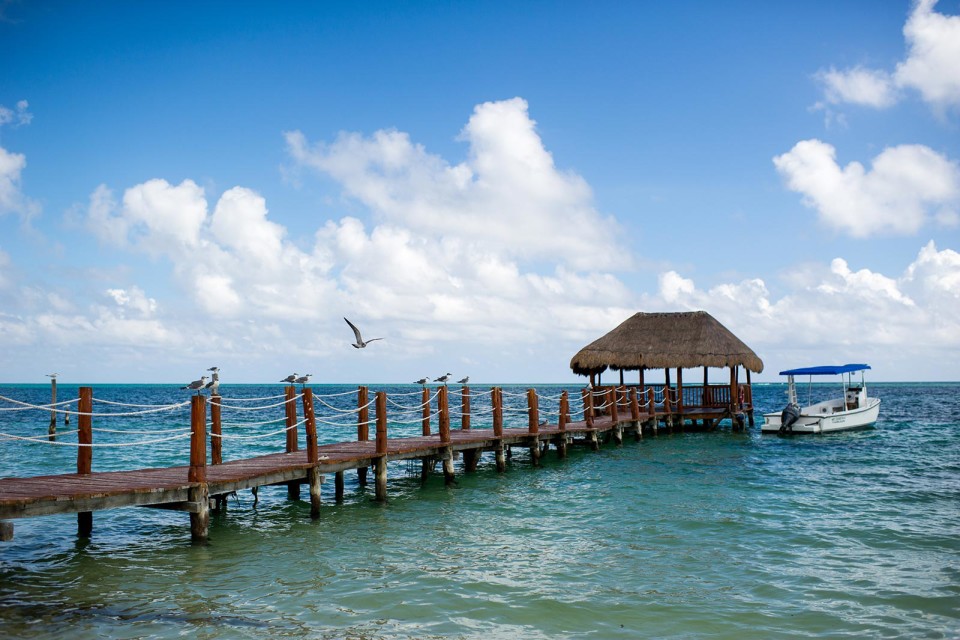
[414,377,428,385]
[204,367,220,393]
[181,375,208,394]
[457,376,469,385]
[434,373,452,384]
[295,373,312,386]
[280,373,298,384]
[344,317,383,349]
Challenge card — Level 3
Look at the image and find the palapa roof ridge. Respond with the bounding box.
[569,310,764,375]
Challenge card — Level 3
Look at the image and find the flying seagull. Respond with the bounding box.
[434,373,452,384]
[344,317,383,349]
[457,376,469,385]
[181,375,209,393]
[295,373,312,386]
[280,373,298,384]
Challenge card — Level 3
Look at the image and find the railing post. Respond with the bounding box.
[608,388,619,424]
[493,387,505,472]
[189,395,207,483]
[375,391,388,502]
[421,386,431,436]
[492,387,503,437]
[77,387,93,537]
[526,388,539,435]
[439,386,450,444]
[559,390,568,432]
[210,393,222,465]
[357,386,369,486]
[77,387,93,475]
[581,388,594,428]
[284,385,298,453]
[303,387,321,519]
[188,394,209,542]
[461,386,470,431]
[48,376,57,441]
[302,388,318,465]
[647,387,655,418]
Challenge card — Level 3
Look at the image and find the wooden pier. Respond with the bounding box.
[0,383,754,543]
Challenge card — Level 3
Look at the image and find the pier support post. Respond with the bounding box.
[527,388,540,467]
[374,391,388,502]
[189,484,210,542]
[442,448,455,485]
[557,391,569,459]
[0,521,12,542]
[335,471,344,503]
[495,443,506,472]
[308,468,322,519]
[463,449,479,472]
[284,386,300,500]
[588,430,600,451]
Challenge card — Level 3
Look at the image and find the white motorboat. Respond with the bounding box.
[762,364,881,434]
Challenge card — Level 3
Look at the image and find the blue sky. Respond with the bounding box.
[1,1,958,384]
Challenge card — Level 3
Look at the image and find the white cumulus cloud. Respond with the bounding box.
[773,139,960,237]
[814,0,960,113]
[286,97,628,271]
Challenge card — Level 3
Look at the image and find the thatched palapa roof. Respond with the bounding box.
[570,310,763,375]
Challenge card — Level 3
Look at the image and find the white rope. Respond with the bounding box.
[0,397,78,412]
[386,396,429,412]
[92,398,184,409]
[314,396,373,414]
[212,417,307,440]
[218,417,286,428]
[93,426,188,435]
[212,395,303,411]
[217,393,288,402]
[315,388,363,398]
[316,416,373,428]
[389,410,442,425]
[0,430,192,447]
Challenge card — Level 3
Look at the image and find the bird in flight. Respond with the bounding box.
[434,373,452,384]
[344,317,383,349]
[181,375,209,393]
[280,373,298,384]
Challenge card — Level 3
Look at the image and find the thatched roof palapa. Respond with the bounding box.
[570,310,763,376]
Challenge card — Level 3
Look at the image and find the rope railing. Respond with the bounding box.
[314,395,374,414]
[210,395,303,411]
[0,396,78,412]
[212,418,308,441]
[0,429,192,447]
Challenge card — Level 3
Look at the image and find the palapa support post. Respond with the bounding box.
[374,391,388,502]
[188,394,209,542]
[557,390,569,458]
[210,393,222,465]
[283,386,300,500]
[357,386,369,487]
[461,386,471,431]
[77,387,93,537]
[303,388,321,518]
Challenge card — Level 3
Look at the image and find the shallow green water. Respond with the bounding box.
[1,383,958,638]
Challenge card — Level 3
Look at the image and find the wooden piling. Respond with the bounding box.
[357,386,369,487]
[188,395,209,542]
[492,387,503,438]
[335,471,345,503]
[438,386,450,444]
[375,391,387,502]
[461,386,471,431]
[421,386,431,436]
[77,387,93,475]
[284,386,300,499]
[527,388,540,467]
[48,376,57,441]
[302,388,318,465]
[442,448,455,485]
[210,394,222,465]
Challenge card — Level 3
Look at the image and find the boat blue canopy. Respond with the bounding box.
[779,364,871,376]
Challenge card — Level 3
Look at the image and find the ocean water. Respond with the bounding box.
[0,382,957,639]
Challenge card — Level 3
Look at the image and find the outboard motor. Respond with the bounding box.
[779,403,800,435]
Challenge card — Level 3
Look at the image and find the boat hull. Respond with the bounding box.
[762,398,881,434]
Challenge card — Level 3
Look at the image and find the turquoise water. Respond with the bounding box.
[1,383,958,638]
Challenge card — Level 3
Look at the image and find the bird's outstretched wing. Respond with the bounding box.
[344,317,363,343]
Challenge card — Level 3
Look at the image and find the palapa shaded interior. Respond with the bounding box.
[570,310,764,375]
